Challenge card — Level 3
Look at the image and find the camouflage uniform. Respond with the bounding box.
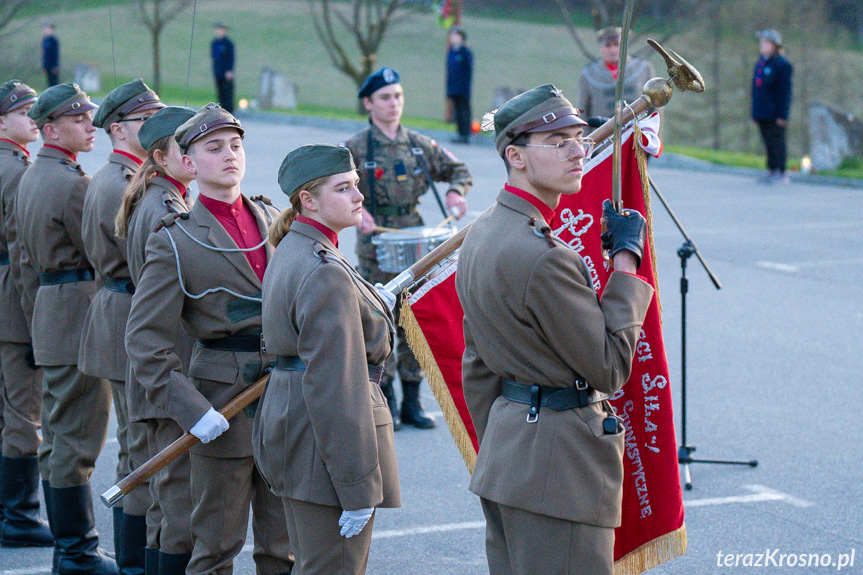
[342,122,471,427]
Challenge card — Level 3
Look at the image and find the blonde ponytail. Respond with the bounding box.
[267,174,331,247]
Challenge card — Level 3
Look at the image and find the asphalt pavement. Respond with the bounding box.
[1,117,860,575]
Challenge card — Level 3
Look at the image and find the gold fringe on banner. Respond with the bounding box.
[632,123,662,318]
[614,524,687,575]
[398,294,478,474]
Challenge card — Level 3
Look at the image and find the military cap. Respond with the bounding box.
[139,106,196,152]
[278,144,356,198]
[174,103,243,151]
[357,67,400,100]
[596,26,622,42]
[0,80,37,115]
[492,84,587,157]
[756,29,782,47]
[28,83,98,128]
[93,78,164,129]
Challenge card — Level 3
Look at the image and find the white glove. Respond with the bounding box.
[338,507,374,538]
[189,407,229,443]
[374,283,397,311]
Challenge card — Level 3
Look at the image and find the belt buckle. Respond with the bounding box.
[260,333,267,355]
[526,384,540,423]
[575,378,588,391]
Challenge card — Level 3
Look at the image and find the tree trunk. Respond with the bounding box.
[152,26,162,93]
[711,0,721,150]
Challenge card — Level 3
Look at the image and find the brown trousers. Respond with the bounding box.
[38,365,111,487]
[187,454,293,575]
[283,498,374,575]
[0,342,42,457]
[480,498,615,575]
[143,417,193,554]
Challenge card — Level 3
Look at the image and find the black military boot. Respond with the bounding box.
[158,550,191,575]
[120,514,146,575]
[400,380,436,429]
[144,547,159,575]
[380,377,402,431]
[51,482,119,575]
[43,480,60,574]
[0,455,53,547]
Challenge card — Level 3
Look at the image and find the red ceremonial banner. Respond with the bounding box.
[403,128,686,574]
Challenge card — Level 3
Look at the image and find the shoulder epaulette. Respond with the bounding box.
[153,212,188,233]
[250,194,272,205]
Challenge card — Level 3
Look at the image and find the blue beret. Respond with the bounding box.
[357,67,400,100]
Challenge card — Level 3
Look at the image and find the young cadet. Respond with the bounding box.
[0,80,53,548]
[125,104,292,575]
[79,78,164,574]
[455,85,654,575]
[116,105,197,575]
[16,83,118,574]
[342,66,472,430]
[253,144,400,574]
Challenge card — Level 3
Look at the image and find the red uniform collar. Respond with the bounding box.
[112,149,144,166]
[198,193,243,218]
[163,175,187,199]
[296,215,339,248]
[504,184,555,225]
[0,138,30,157]
[43,144,76,161]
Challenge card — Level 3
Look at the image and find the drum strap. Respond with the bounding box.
[365,129,378,217]
[406,132,448,219]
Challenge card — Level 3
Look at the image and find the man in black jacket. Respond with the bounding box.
[210,23,235,113]
[751,29,793,184]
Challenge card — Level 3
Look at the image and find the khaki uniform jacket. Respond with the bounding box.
[575,57,656,119]
[123,176,193,421]
[0,141,34,343]
[125,196,277,457]
[16,146,96,366]
[79,152,139,380]
[342,124,472,261]
[253,222,400,511]
[455,190,654,528]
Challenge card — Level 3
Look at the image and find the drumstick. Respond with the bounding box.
[373,226,424,236]
[432,215,455,231]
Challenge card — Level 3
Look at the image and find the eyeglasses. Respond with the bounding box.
[521,138,595,161]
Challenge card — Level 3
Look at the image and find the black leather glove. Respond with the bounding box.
[601,199,646,268]
[586,116,609,128]
[24,344,37,370]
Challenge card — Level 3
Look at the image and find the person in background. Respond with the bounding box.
[210,23,235,113]
[446,26,473,144]
[751,29,793,185]
[41,22,60,88]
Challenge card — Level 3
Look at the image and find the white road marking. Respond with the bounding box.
[685,484,813,508]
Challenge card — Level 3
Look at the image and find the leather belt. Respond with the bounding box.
[502,378,608,423]
[373,205,416,217]
[275,355,385,385]
[0,252,9,265]
[199,331,263,353]
[103,276,135,294]
[38,267,95,286]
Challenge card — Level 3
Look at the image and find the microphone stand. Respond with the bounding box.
[649,178,757,490]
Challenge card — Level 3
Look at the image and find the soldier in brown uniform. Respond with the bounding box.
[125,104,292,575]
[16,83,118,574]
[116,105,197,575]
[455,85,654,575]
[79,79,165,574]
[342,67,472,430]
[253,144,399,575]
[0,80,53,548]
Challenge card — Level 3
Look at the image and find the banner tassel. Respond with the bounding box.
[399,293,477,474]
[632,123,662,318]
[613,524,687,575]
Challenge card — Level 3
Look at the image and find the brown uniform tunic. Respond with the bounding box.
[0,140,42,458]
[343,123,472,385]
[575,57,656,119]
[15,145,109,487]
[124,176,194,553]
[253,221,399,574]
[125,196,292,575]
[456,190,654,575]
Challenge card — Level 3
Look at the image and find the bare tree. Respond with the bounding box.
[135,0,193,93]
[0,0,35,42]
[307,0,416,113]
